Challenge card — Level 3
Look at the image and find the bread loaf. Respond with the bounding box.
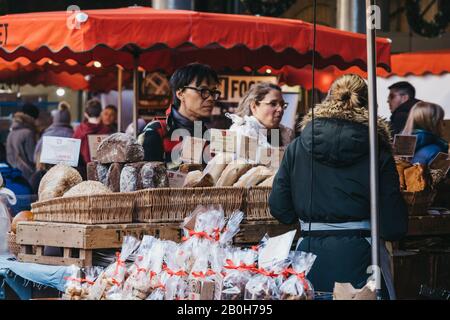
[38,164,83,201]
[87,162,99,181]
[404,164,427,192]
[183,171,214,188]
[120,162,147,192]
[106,163,123,192]
[140,162,169,189]
[203,153,235,185]
[395,159,412,191]
[179,163,204,174]
[63,181,112,197]
[96,133,144,164]
[258,175,275,187]
[233,166,273,188]
[216,160,253,187]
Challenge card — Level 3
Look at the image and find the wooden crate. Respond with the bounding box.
[15,221,182,267]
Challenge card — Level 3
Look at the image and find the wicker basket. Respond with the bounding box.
[245,186,276,221]
[31,193,135,224]
[134,187,246,223]
[401,190,437,216]
[7,232,21,256]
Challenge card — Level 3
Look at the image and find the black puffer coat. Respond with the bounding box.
[269,103,408,292]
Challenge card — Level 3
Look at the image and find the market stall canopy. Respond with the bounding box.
[0,6,392,72]
[386,49,450,77]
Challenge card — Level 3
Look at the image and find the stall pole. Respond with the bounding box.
[366,0,382,300]
[117,66,123,132]
[132,55,139,139]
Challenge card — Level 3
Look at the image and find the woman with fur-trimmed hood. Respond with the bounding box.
[269,74,408,298]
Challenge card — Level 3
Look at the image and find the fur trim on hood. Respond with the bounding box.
[300,103,392,148]
[11,112,36,131]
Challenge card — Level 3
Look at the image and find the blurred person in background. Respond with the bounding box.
[101,104,118,132]
[388,81,420,135]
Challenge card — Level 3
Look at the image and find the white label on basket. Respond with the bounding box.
[88,134,109,161]
[167,170,187,188]
[41,136,81,167]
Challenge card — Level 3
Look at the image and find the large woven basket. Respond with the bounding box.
[401,190,437,216]
[245,186,275,221]
[7,232,20,256]
[31,193,135,224]
[134,187,246,223]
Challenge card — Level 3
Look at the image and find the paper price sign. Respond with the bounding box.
[167,170,187,188]
[40,136,81,167]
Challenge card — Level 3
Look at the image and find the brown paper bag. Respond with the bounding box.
[333,282,376,300]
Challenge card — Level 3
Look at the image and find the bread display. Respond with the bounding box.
[179,163,204,174]
[202,153,235,185]
[120,162,147,192]
[233,166,273,188]
[106,163,124,192]
[63,181,112,197]
[395,159,412,191]
[216,160,253,187]
[96,133,144,164]
[258,175,275,187]
[140,162,169,189]
[183,171,214,188]
[38,164,83,201]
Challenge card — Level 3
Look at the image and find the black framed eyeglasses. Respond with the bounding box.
[258,100,289,110]
[183,86,222,100]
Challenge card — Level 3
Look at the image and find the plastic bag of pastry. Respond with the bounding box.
[244,258,290,300]
[64,265,83,300]
[121,236,156,300]
[221,248,258,300]
[279,251,316,300]
[101,236,140,300]
[187,242,217,300]
[163,241,189,300]
[219,210,244,245]
[81,266,103,300]
[147,272,170,300]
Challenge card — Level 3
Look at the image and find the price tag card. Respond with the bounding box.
[167,170,187,188]
[40,136,81,167]
[210,129,237,154]
[180,136,207,164]
[237,134,258,163]
[429,152,450,173]
[393,135,417,157]
[88,134,109,161]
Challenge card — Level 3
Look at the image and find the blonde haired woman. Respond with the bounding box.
[269,74,408,299]
[402,101,448,165]
[227,82,294,147]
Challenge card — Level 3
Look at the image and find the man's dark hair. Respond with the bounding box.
[105,104,117,113]
[388,81,416,99]
[21,103,40,119]
[170,63,219,108]
[85,99,102,118]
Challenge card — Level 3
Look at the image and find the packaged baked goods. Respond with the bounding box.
[64,265,103,300]
[405,164,428,192]
[162,241,189,300]
[219,210,244,246]
[202,153,235,185]
[63,181,112,197]
[90,236,140,300]
[233,166,273,188]
[140,162,169,189]
[244,259,290,300]
[38,164,83,201]
[96,133,144,164]
[279,251,316,300]
[221,248,258,300]
[216,160,253,187]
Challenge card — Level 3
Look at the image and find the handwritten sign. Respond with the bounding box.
[88,134,109,161]
[40,136,81,167]
[393,135,417,157]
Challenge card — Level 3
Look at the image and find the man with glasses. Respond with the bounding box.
[139,63,221,164]
[388,81,420,135]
